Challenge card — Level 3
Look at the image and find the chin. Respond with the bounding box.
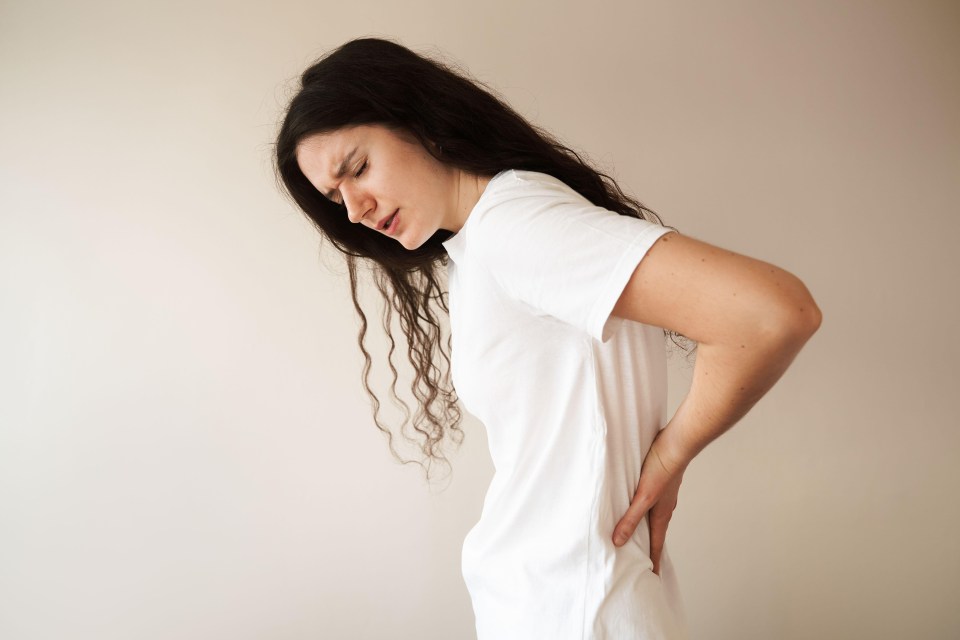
[399,234,427,251]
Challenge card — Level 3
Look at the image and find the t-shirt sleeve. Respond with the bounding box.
[468,172,675,343]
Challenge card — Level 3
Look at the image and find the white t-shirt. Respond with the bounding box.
[441,169,688,639]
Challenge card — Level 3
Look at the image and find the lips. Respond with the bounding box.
[380,210,398,232]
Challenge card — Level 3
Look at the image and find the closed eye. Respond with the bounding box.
[329,160,367,206]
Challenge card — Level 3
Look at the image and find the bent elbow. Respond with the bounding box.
[795,288,823,336]
[807,301,823,333]
[772,294,822,343]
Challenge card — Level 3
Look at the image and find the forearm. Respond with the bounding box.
[662,322,819,468]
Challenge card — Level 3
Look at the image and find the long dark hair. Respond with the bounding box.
[274,36,694,483]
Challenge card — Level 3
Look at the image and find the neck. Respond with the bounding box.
[447,170,493,234]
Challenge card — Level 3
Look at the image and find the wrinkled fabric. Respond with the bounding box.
[442,170,688,639]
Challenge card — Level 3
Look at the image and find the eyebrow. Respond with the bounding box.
[323,147,358,201]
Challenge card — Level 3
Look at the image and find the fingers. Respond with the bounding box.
[648,506,669,575]
[613,440,674,547]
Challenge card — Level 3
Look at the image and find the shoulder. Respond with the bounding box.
[469,169,603,237]
[477,169,583,206]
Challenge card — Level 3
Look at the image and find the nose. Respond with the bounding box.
[341,183,373,226]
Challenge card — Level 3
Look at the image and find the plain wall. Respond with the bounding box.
[1,1,958,638]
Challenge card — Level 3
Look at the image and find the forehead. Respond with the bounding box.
[295,125,366,181]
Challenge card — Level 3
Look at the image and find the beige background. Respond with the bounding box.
[2,1,958,638]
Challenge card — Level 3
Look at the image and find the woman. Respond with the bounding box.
[274,37,821,640]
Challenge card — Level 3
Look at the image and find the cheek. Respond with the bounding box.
[401,148,443,187]
[377,159,408,192]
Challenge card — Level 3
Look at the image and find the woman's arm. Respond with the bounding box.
[612,230,821,463]
[609,230,821,562]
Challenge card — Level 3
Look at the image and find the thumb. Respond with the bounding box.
[613,489,654,546]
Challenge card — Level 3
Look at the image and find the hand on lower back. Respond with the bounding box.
[612,426,688,575]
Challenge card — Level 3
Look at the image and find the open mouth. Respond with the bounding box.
[382,210,398,232]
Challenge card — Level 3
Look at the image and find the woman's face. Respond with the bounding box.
[295,123,466,250]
